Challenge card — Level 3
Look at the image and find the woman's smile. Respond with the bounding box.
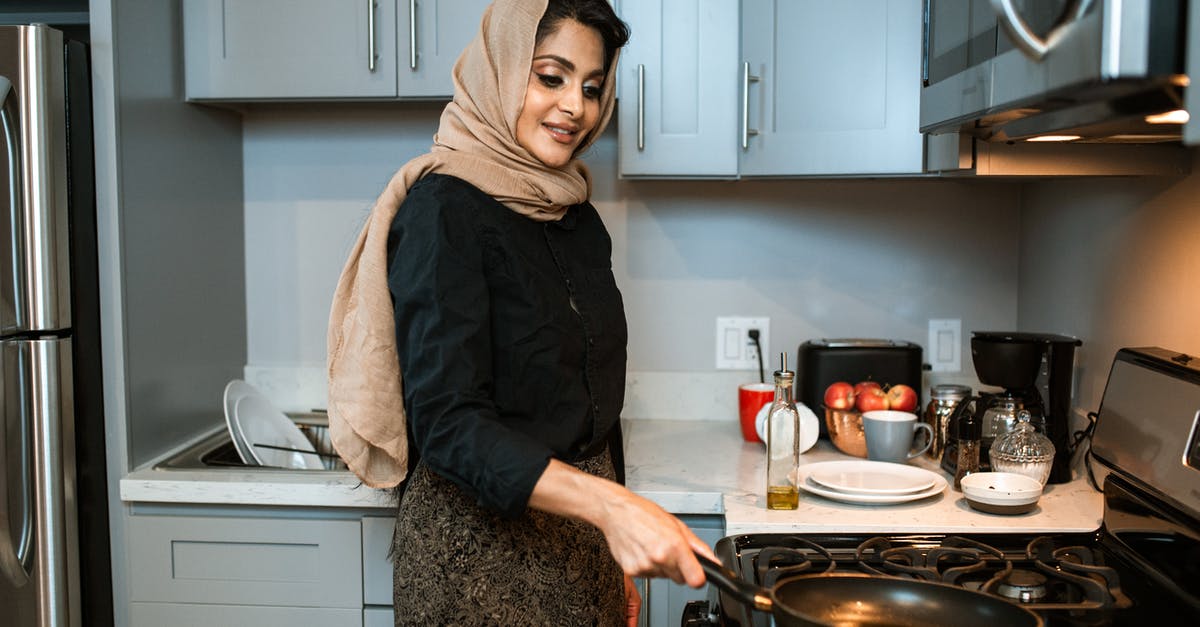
[516,19,606,168]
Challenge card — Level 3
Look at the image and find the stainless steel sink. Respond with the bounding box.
[156,412,348,471]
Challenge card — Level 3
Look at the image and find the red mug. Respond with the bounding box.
[738,383,774,443]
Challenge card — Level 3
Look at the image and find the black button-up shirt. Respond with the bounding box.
[387,174,628,518]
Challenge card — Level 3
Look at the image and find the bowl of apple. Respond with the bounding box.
[823,381,920,458]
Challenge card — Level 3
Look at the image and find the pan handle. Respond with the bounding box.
[695,553,773,612]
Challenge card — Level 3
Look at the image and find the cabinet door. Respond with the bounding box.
[396,0,491,97]
[183,0,398,100]
[127,515,362,608]
[640,516,724,627]
[739,0,924,175]
[617,0,740,177]
[130,602,360,627]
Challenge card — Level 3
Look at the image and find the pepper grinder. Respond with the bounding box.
[953,403,981,490]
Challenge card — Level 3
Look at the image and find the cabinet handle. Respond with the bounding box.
[367,0,378,72]
[636,64,645,151]
[741,61,760,150]
[409,0,419,70]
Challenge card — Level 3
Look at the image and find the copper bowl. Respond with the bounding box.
[825,407,868,457]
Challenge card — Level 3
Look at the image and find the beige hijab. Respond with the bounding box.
[326,0,619,488]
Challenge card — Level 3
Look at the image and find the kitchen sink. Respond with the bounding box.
[156,412,348,471]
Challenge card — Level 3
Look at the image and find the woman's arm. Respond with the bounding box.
[528,458,716,587]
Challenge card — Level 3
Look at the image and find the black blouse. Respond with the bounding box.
[386,174,628,518]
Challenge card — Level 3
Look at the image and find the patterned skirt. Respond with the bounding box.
[391,450,625,626]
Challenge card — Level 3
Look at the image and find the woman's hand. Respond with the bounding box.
[529,459,717,588]
[593,485,715,587]
[624,574,641,627]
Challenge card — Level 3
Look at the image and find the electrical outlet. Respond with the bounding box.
[715,317,770,370]
[928,318,962,372]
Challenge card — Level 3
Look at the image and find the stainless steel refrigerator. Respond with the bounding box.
[1,24,111,627]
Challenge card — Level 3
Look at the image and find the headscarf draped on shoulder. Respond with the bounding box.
[326,0,619,487]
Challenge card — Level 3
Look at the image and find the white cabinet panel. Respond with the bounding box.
[618,0,924,177]
[617,0,740,177]
[740,0,923,175]
[183,0,399,100]
[362,516,395,605]
[364,606,396,627]
[130,602,360,627]
[127,515,362,608]
[397,0,491,97]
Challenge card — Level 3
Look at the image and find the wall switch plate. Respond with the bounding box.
[928,318,962,373]
[715,317,770,370]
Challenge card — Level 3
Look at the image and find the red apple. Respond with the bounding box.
[853,381,882,397]
[855,387,889,412]
[823,381,856,410]
[884,384,919,412]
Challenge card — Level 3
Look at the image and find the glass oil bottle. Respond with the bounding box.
[766,353,800,510]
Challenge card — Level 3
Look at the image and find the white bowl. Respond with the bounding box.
[960,472,1043,515]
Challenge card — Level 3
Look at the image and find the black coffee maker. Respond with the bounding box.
[941,331,1082,484]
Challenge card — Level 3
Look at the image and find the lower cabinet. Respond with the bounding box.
[129,602,361,626]
[124,509,721,626]
[126,511,383,626]
[637,515,726,627]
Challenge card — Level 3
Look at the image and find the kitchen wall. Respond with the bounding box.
[1018,153,1200,416]
[242,104,1022,419]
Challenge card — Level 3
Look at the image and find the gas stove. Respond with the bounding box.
[683,348,1200,626]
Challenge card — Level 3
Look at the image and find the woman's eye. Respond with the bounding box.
[537,73,564,88]
[583,84,602,99]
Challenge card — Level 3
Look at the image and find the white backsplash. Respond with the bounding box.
[245,365,755,422]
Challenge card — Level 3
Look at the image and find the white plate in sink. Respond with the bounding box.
[232,393,324,469]
[222,379,260,463]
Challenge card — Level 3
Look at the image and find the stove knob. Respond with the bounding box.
[680,600,717,626]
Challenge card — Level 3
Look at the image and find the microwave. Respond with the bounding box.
[920,0,1188,143]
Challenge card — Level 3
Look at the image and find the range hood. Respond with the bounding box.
[921,0,1190,145]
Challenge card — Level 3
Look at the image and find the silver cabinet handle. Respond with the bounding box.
[636,64,645,151]
[409,0,418,70]
[989,0,1093,61]
[367,0,378,72]
[741,62,760,150]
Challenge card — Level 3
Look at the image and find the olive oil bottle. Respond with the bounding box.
[766,353,800,510]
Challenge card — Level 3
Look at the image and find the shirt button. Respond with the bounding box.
[588,338,595,346]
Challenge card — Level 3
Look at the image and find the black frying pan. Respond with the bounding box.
[698,554,1043,627]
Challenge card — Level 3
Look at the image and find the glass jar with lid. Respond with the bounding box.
[988,410,1056,485]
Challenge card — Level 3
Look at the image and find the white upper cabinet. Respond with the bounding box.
[617,0,924,178]
[617,0,740,177]
[739,0,922,176]
[397,0,492,97]
[183,0,488,101]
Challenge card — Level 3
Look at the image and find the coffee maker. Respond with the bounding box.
[941,331,1081,484]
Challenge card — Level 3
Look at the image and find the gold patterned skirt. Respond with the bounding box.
[391,450,624,626]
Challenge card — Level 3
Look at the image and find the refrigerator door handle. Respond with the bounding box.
[0,340,34,587]
[1,75,24,335]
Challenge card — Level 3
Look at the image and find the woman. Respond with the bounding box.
[326,0,715,624]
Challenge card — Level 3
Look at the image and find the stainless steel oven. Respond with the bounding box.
[921,0,1189,143]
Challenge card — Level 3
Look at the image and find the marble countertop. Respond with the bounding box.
[121,418,1105,534]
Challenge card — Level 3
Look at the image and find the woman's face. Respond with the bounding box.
[516,19,606,168]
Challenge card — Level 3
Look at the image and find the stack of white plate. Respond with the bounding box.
[794,460,947,504]
[223,380,324,470]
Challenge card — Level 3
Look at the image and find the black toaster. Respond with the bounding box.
[795,339,925,438]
